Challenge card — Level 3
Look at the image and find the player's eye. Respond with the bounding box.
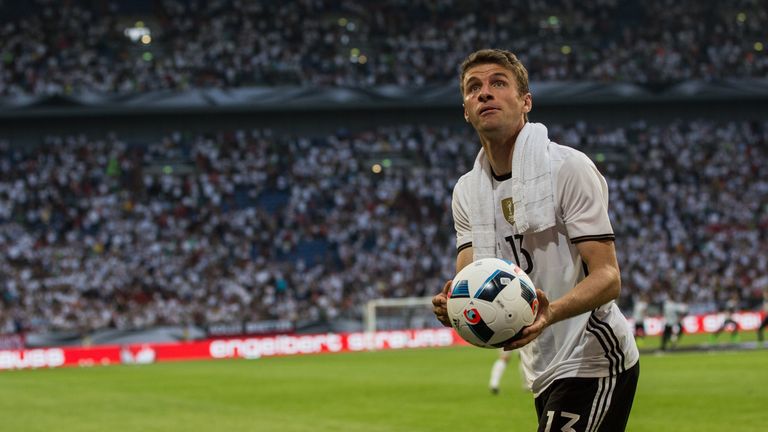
[491,80,506,88]
[468,84,481,93]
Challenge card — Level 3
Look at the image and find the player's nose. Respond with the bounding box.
[478,90,494,102]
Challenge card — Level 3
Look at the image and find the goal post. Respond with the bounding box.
[364,296,441,333]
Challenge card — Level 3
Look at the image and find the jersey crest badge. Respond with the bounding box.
[501,197,515,225]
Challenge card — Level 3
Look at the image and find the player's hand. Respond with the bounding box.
[432,279,452,327]
[503,289,551,350]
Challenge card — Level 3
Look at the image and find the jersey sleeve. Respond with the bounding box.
[556,151,615,243]
[452,174,473,252]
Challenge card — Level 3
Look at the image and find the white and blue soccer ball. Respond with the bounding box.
[447,258,539,348]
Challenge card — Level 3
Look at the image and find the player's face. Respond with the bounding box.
[462,64,531,137]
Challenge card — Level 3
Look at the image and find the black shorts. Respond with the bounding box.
[534,361,639,432]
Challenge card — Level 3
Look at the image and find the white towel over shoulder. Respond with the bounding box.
[468,122,556,260]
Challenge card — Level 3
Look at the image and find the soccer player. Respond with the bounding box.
[660,293,687,351]
[758,288,768,343]
[632,293,649,347]
[710,291,741,344]
[489,349,510,395]
[432,49,639,432]
[489,350,527,395]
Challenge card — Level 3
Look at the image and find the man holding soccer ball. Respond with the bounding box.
[432,49,639,431]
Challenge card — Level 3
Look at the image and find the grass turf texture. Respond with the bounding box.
[1,337,766,431]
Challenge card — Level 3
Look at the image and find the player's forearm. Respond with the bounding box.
[548,266,620,325]
[455,247,474,274]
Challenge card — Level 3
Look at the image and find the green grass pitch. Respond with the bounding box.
[1,337,766,431]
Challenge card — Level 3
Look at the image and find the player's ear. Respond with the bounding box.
[463,104,469,122]
[522,93,532,113]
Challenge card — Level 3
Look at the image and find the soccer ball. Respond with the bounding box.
[447,258,539,348]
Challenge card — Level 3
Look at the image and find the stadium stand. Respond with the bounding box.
[0,0,766,96]
[1,119,766,336]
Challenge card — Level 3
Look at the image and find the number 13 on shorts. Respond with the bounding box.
[543,411,580,432]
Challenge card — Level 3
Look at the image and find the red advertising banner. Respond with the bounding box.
[0,328,463,371]
[630,311,764,336]
[1,311,764,372]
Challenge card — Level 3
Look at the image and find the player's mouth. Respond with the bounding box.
[479,106,500,116]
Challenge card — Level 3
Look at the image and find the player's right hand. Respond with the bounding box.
[432,279,452,327]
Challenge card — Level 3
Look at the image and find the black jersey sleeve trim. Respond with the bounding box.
[570,234,615,244]
[457,242,472,253]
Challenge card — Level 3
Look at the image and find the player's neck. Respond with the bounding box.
[480,132,518,177]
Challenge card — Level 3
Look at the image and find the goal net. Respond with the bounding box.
[364,296,443,333]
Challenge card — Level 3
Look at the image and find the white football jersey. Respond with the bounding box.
[453,142,639,397]
[662,300,680,324]
[632,299,648,322]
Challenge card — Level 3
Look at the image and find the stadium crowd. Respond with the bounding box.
[0,119,766,335]
[0,0,766,95]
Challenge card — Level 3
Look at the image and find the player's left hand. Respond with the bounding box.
[503,289,551,351]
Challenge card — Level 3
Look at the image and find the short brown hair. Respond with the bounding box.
[459,49,530,97]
